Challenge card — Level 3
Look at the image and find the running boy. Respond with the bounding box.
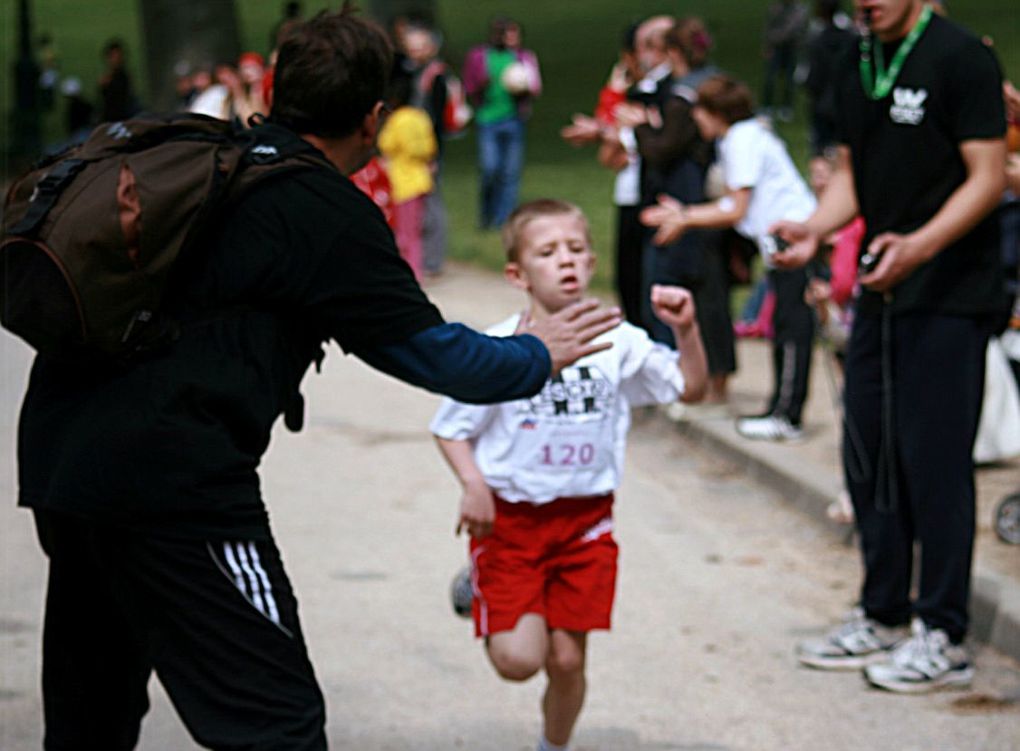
[430,199,707,751]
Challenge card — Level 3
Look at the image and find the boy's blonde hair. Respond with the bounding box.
[501,199,592,262]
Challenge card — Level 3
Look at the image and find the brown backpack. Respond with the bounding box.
[1,113,331,359]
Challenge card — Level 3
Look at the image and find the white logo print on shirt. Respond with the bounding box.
[889,87,928,125]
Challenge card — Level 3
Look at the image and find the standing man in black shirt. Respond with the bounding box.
[772,0,1006,693]
[19,10,621,749]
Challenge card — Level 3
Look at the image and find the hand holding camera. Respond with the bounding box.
[765,221,819,270]
[759,232,790,259]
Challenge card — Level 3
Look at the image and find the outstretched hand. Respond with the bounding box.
[640,194,687,246]
[519,298,621,374]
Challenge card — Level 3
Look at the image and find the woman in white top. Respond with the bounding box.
[642,74,818,440]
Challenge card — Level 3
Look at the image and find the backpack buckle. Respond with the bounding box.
[36,159,86,193]
[12,159,88,236]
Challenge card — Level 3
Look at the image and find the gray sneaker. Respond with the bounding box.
[797,607,909,670]
[449,566,474,619]
[864,619,974,694]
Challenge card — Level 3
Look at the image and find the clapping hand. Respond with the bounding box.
[640,194,688,246]
[607,61,632,93]
[614,102,649,129]
[560,114,602,146]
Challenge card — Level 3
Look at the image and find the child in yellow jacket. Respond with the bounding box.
[377,74,437,280]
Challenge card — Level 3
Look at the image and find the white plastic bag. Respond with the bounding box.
[973,337,1020,463]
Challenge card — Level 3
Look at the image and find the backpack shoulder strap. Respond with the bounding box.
[8,157,89,236]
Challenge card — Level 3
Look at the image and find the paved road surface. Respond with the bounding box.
[2,265,1018,750]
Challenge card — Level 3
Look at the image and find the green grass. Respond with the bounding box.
[2,0,1017,293]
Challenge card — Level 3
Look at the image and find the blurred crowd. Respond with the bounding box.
[558,0,1019,463]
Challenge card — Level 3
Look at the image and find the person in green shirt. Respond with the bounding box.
[463,17,542,228]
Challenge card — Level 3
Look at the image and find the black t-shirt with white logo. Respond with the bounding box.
[17,160,445,539]
[835,14,1005,316]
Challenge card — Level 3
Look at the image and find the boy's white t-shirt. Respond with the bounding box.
[717,118,817,245]
[430,316,685,504]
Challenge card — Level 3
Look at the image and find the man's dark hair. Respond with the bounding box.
[272,8,394,137]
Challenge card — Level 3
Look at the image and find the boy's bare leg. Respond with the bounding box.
[487,613,549,681]
[542,629,587,747]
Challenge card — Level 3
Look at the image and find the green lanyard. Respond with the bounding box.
[859,4,933,101]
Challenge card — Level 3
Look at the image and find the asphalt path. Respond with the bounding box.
[1,264,1018,750]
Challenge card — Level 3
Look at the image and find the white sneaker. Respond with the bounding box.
[797,607,909,670]
[736,414,804,441]
[864,619,974,694]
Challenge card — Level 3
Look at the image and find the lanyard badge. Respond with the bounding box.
[859,5,933,101]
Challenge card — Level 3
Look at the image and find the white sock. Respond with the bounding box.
[537,737,568,751]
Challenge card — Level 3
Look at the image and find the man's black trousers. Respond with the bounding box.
[615,204,645,330]
[842,311,989,643]
[33,510,327,750]
[767,267,815,426]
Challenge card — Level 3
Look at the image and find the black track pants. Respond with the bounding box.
[33,510,327,751]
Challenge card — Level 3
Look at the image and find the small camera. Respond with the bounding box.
[759,233,790,258]
[858,251,881,275]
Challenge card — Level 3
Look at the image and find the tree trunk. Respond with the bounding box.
[137,0,242,111]
[9,0,42,161]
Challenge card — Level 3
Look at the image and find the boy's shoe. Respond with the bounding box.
[450,566,473,619]
[663,402,687,422]
[864,619,974,694]
[736,413,804,442]
[797,607,909,670]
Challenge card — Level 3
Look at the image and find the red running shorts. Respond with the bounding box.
[469,493,618,637]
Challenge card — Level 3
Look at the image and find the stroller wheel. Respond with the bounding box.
[994,493,1020,545]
